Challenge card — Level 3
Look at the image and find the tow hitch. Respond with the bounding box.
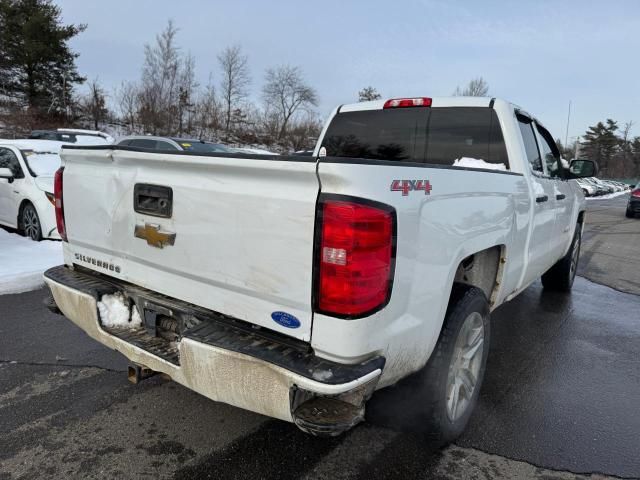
[127,363,158,384]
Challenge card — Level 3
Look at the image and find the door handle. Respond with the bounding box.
[536,195,548,203]
[556,194,566,200]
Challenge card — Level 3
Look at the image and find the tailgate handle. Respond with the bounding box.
[134,184,173,218]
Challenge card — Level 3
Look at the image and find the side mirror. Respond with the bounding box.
[569,159,598,178]
[0,167,14,183]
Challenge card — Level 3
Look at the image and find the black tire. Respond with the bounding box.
[626,207,634,218]
[20,203,43,241]
[541,225,581,292]
[417,284,490,446]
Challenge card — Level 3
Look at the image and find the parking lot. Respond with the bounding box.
[1,194,639,480]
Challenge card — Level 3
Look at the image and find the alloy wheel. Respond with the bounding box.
[446,311,485,422]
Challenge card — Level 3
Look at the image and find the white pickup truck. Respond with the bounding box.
[44,96,597,444]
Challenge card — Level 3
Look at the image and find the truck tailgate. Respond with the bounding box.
[61,148,319,341]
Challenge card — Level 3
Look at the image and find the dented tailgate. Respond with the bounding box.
[60,148,319,341]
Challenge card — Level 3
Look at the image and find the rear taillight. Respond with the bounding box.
[632,189,640,198]
[54,167,67,241]
[315,197,396,318]
[383,97,432,109]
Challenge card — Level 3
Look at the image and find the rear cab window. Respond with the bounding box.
[321,106,509,170]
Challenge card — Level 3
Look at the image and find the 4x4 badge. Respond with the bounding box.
[390,179,432,196]
[134,223,176,249]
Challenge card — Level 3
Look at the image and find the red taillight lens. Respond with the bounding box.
[316,198,395,317]
[54,167,67,241]
[632,189,640,198]
[383,97,432,109]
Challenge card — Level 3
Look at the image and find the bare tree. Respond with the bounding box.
[139,20,181,134]
[177,53,198,135]
[217,45,250,139]
[262,65,318,141]
[116,81,139,132]
[453,77,489,96]
[358,86,381,102]
[620,121,634,177]
[193,75,221,139]
[81,78,108,130]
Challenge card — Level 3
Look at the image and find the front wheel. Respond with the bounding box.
[417,284,490,446]
[20,203,43,241]
[541,225,581,291]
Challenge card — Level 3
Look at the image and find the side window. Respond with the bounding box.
[0,148,24,178]
[155,141,178,151]
[426,107,510,169]
[535,124,562,178]
[517,115,543,174]
[130,139,158,149]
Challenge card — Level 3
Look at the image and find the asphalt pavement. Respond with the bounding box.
[1,195,639,479]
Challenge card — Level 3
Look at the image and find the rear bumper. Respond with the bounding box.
[44,265,383,425]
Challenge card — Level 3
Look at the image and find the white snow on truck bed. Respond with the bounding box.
[0,229,62,295]
[453,157,507,171]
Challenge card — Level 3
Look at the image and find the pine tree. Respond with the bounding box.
[358,86,381,102]
[582,119,619,174]
[0,0,86,119]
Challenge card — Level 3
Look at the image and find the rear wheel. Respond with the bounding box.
[541,225,581,291]
[626,207,634,218]
[20,203,42,241]
[417,284,490,446]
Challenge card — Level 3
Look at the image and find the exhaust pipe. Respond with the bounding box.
[128,363,158,384]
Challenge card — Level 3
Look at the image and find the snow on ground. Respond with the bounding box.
[0,228,63,295]
[233,146,278,155]
[452,157,507,171]
[97,292,142,328]
[586,191,630,200]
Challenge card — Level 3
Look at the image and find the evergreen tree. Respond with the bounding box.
[582,119,619,174]
[358,86,381,102]
[0,0,85,117]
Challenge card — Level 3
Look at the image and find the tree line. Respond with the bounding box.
[0,2,322,151]
[576,120,639,179]
[1,0,638,176]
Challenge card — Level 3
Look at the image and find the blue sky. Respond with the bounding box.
[55,0,640,143]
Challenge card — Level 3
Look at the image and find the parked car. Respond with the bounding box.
[0,141,61,240]
[576,178,596,196]
[583,177,607,196]
[116,136,232,153]
[626,184,640,218]
[29,128,114,145]
[45,96,595,445]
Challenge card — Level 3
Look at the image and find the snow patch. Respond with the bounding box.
[586,191,629,200]
[452,157,507,171]
[0,229,63,295]
[97,292,142,328]
[311,369,333,381]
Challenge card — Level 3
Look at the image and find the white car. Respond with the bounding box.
[576,178,596,196]
[0,141,61,241]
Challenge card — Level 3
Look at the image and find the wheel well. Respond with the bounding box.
[577,210,585,225]
[17,200,32,227]
[453,245,505,308]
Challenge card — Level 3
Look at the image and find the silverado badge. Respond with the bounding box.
[134,223,176,249]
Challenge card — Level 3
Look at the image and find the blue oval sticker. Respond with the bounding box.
[271,311,301,329]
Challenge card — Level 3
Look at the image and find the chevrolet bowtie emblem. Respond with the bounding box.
[134,223,176,249]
